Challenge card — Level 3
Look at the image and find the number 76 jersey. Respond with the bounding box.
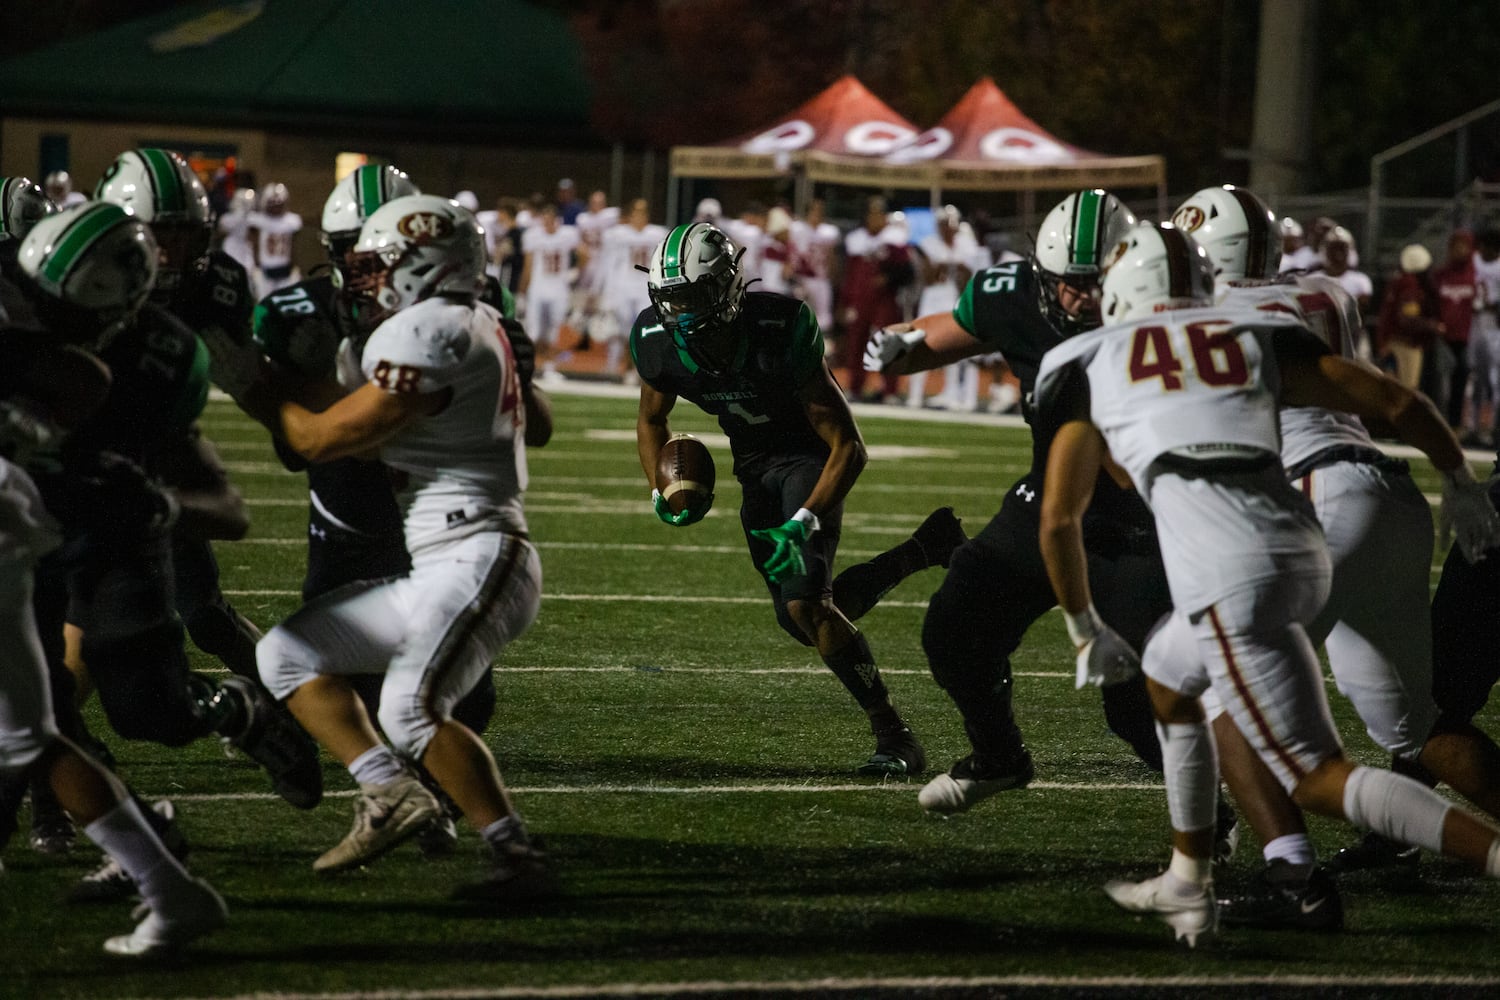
[1035,304,1324,500]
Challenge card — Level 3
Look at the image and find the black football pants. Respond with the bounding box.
[921,474,1167,771]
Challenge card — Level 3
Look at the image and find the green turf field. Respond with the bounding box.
[4,387,1498,999]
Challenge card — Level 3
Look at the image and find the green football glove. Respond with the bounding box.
[651,488,708,527]
[750,509,819,583]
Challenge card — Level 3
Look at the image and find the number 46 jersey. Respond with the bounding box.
[358,296,527,551]
[1035,304,1325,501]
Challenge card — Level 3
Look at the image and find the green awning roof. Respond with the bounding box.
[0,0,593,142]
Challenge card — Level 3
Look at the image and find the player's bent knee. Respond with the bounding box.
[376,697,439,761]
[773,601,816,646]
[256,626,325,701]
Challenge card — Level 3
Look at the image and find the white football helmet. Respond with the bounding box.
[1033,189,1137,332]
[321,164,420,256]
[1099,222,1216,324]
[95,148,212,292]
[17,202,159,345]
[343,194,486,329]
[0,176,57,244]
[1170,185,1280,281]
[646,221,747,375]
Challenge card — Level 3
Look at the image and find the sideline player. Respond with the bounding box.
[211,195,550,899]
[633,222,967,776]
[1036,221,1500,947]
[866,190,1170,814]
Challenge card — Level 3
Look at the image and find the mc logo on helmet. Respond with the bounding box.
[1171,206,1207,233]
[397,212,453,243]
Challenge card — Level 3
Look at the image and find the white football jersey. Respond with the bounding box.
[521,225,581,286]
[1221,274,1372,471]
[575,205,620,291]
[1036,304,1315,499]
[248,211,303,270]
[724,219,766,281]
[359,297,527,551]
[600,223,667,305]
[790,220,841,280]
[1473,253,1500,337]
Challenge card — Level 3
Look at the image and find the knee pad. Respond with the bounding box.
[1340,764,1448,854]
[256,625,325,701]
[376,692,438,761]
[1156,720,1219,834]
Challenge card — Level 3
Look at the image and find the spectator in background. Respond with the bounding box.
[757,206,796,295]
[1320,226,1374,359]
[247,182,303,296]
[839,196,913,403]
[1432,229,1477,429]
[1376,243,1443,391]
[1278,217,1319,272]
[693,198,724,225]
[216,186,258,275]
[555,179,585,225]
[1470,228,1500,446]
[453,190,480,214]
[518,204,580,359]
[725,201,768,289]
[790,198,842,342]
[43,170,87,208]
[907,205,980,410]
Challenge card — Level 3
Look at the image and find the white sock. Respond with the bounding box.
[1341,765,1448,853]
[481,815,526,849]
[1166,849,1212,892]
[1263,833,1316,866]
[349,745,406,786]
[1157,720,1219,835]
[83,798,192,908]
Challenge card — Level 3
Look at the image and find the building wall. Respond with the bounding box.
[2,116,667,274]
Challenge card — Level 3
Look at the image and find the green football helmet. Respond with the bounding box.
[646,222,747,375]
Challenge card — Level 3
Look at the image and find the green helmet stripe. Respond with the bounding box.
[661,224,690,279]
[357,165,384,219]
[1071,191,1102,268]
[40,203,124,287]
[140,148,186,214]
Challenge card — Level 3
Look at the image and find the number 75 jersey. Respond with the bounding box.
[1035,305,1324,499]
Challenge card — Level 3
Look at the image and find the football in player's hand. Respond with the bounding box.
[655,434,715,518]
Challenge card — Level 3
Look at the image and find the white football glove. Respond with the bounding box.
[1439,464,1500,564]
[863,325,925,373]
[1075,626,1142,689]
[198,325,266,402]
[1064,603,1141,689]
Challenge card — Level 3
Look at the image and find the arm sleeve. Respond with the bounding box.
[786,301,826,386]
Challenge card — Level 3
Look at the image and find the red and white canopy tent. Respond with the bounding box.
[805,77,1167,222]
[668,76,1167,225]
[665,75,920,220]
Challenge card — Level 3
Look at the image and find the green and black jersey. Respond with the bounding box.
[954,259,1150,532]
[631,291,828,477]
[73,303,210,467]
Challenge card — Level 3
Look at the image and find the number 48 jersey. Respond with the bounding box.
[359,296,527,551]
[1035,304,1324,501]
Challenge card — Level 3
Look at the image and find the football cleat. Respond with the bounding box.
[1104,870,1218,948]
[912,506,968,569]
[1324,831,1421,876]
[314,775,441,873]
[28,781,76,855]
[103,877,227,958]
[1217,859,1344,931]
[857,725,926,778]
[68,800,188,904]
[451,833,558,905]
[918,747,1034,814]
[219,676,324,811]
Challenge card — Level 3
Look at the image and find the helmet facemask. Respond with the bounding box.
[151,220,213,300]
[1033,261,1105,336]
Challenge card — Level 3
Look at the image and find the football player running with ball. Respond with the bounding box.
[632,222,968,778]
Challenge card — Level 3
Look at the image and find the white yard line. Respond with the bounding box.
[127,972,1500,1000]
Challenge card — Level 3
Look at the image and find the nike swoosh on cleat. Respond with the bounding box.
[1299,898,1325,914]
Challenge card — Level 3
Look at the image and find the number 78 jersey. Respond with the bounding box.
[1035,305,1322,499]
